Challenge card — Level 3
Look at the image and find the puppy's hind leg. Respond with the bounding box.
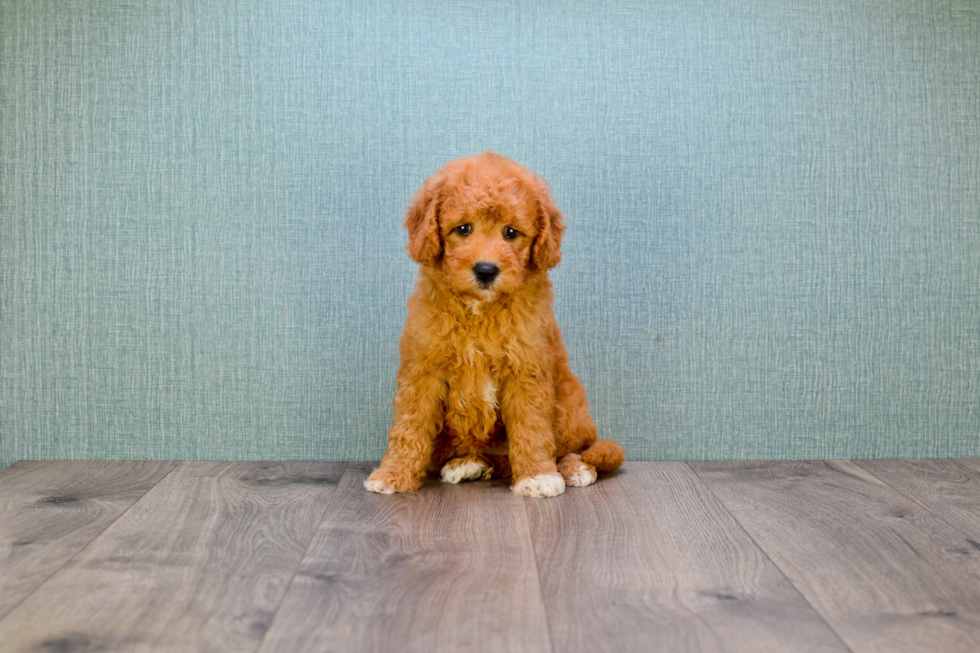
[485,454,511,479]
[558,453,598,488]
[440,455,493,484]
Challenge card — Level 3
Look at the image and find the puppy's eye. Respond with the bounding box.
[503,226,519,240]
[454,224,472,236]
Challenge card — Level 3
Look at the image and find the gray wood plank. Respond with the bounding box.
[690,461,980,653]
[955,459,980,475]
[856,460,980,542]
[0,460,178,619]
[526,461,849,653]
[257,462,552,653]
[0,461,346,653]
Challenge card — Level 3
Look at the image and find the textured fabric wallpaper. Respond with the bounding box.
[2,0,979,469]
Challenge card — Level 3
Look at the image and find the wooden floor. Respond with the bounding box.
[2,461,980,652]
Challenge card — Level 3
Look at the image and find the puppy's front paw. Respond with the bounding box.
[364,468,423,494]
[512,473,566,498]
[363,478,394,494]
[440,457,492,484]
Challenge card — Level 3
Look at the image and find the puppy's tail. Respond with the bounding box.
[580,440,625,473]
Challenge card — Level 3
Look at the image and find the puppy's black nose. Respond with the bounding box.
[472,262,500,284]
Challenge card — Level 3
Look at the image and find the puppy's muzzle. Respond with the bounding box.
[472,262,500,286]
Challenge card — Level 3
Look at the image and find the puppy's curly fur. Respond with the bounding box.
[366,152,623,498]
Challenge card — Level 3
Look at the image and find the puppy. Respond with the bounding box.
[365,152,624,498]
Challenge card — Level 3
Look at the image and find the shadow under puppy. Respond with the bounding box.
[366,152,624,498]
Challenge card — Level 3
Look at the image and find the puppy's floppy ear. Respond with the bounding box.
[530,183,566,271]
[404,172,444,266]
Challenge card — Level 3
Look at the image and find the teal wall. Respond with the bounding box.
[2,0,979,469]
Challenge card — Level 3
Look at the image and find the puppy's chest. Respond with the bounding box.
[443,345,503,442]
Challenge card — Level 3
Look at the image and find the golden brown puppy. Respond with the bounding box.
[365,152,623,497]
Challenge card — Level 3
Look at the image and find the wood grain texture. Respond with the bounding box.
[0,461,345,653]
[257,462,552,653]
[955,459,980,475]
[0,460,178,619]
[526,462,848,653]
[691,461,980,653]
[856,459,980,541]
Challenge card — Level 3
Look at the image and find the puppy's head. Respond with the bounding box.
[404,152,565,300]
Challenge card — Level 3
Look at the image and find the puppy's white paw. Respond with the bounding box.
[440,458,492,484]
[513,473,566,498]
[559,453,598,488]
[363,478,395,494]
[565,464,597,487]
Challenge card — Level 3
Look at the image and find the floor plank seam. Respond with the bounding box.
[684,462,858,653]
[251,461,349,653]
[523,496,558,653]
[856,461,980,544]
[0,460,185,625]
